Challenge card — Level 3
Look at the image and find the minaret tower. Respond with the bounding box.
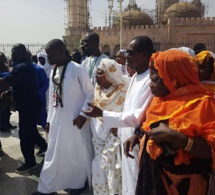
[63,0,89,53]
[156,0,179,24]
[129,0,136,6]
[67,0,88,28]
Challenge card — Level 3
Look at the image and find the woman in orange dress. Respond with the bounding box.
[195,51,215,194]
[135,50,215,195]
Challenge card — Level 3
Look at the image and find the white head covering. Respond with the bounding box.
[94,58,129,112]
[37,51,47,58]
[118,49,127,57]
[98,58,129,88]
[178,47,195,57]
[37,51,51,69]
[209,51,215,58]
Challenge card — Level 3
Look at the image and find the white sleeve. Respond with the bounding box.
[47,70,54,123]
[102,88,153,128]
[78,66,94,118]
[81,58,88,68]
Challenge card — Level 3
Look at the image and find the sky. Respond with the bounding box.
[0,0,214,43]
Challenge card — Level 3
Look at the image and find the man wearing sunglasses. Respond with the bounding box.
[83,36,154,195]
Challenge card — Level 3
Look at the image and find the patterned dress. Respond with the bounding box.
[91,59,129,195]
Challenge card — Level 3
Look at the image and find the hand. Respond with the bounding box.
[45,123,50,134]
[123,135,139,159]
[135,128,145,138]
[82,103,103,118]
[149,122,189,153]
[73,115,87,129]
[1,90,10,100]
[111,128,118,136]
[148,122,172,144]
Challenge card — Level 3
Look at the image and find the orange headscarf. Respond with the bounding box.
[142,50,215,168]
[195,50,215,73]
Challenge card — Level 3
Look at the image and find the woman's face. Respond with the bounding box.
[149,62,170,97]
[96,69,111,89]
[115,52,126,65]
[198,58,213,81]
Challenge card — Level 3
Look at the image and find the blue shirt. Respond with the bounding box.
[3,61,40,111]
[32,63,49,128]
[0,72,9,78]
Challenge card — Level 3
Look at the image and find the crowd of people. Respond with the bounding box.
[0,32,215,195]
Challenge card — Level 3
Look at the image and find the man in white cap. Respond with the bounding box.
[37,52,52,79]
[37,52,53,110]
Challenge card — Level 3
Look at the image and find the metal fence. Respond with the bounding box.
[0,43,46,58]
[1,42,215,58]
[66,42,215,57]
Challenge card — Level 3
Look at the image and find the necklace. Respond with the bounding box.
[52,59,70,107]
[89,56,99,78]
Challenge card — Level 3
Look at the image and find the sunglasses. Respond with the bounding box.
[126,49,142,55]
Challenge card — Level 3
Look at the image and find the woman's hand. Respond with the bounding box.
[149,122,187,149]
[149,122,212,159]
[148,122,173,144]
[123,135,139,159]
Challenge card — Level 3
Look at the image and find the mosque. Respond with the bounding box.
[63,0,215,56]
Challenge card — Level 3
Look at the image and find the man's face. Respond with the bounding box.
[11,47,19,63]
[79,38,86,52]
[198,59,211,81]
[38,57,46,66]
[45,48,60,65]
[84,35,95,54]
[125,40,144,71]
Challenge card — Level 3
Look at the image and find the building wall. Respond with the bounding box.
[63,17,215,55]
[168,17,215,42]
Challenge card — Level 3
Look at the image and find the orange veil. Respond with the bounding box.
[142,50,215,168]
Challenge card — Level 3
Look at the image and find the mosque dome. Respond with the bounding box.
[113,9,154,27]
[191,0,205,16]
[163,2,201,23]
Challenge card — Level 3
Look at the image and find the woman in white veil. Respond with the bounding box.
[91,58,130,195]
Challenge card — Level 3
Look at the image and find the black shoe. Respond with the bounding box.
[15,163,37,173]
[70,187,85,195]
[0,147,4,156]
[0,127,10,132]
[36,147,47,157]
[9,124,17,130]
[31,192,55,195]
